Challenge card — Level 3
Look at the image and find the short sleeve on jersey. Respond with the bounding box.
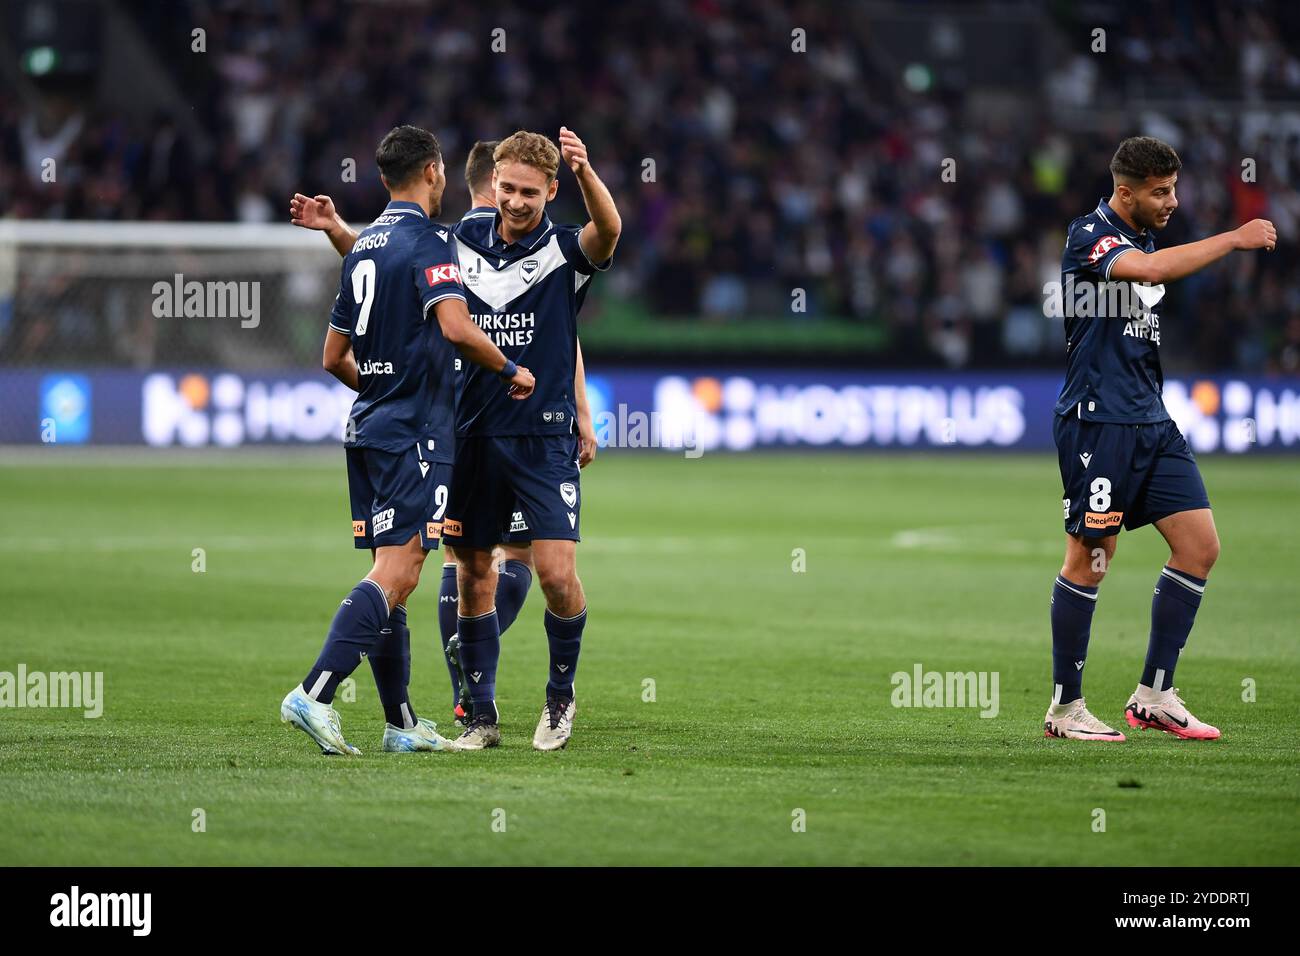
[1069,225,1138,280]
[413,229,467,317]
[556,225,612,275]
[329,264,355,335]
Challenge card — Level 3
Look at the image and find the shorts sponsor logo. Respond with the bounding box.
[373,508,396,535]
[509,511,528,533]
[443,518,462,537]
[559,482,578,507]
[425,264,461,287]
[1084,510,1123,529]
[358,360,394,375]
[353,520,366,537]
[426,521,442,539]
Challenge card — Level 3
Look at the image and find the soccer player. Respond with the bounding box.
[444,128,619,751]
[279,125,534,756]
[1044,136,1276,742]
[289,130,608,749]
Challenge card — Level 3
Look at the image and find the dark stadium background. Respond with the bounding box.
[5,1,1300,355]
[2,0,1299,880]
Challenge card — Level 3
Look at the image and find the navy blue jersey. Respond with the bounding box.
[329,200,466,457]
[1054,199,1169,424]
[450,208,609,437]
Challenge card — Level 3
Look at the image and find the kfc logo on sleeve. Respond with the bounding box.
[1087,234,1130,264]
[425,264,462,287]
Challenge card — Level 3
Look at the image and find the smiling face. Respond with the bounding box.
[1118,172,1178,231]
[493,160,558,239]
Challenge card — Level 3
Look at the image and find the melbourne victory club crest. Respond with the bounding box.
[560,482,578,508]
[521,258,540,284]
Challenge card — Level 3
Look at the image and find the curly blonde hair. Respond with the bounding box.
[493,131,560,182]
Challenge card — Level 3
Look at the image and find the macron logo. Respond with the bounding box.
[50,886,151,936]
[436,230,448,242]
[1082,223,1095,233]
[470,671,482,683]
[1075,660,1085,671]
[1079,452,1092,467]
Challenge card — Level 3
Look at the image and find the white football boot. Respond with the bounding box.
[1125,685,1221,740]
[452,713,502,750]
[532,695,576,751]
[281,685,361,755]
[381,716,456,752]
[1044,696,1126,741]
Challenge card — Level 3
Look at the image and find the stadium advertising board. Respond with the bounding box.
[2,369,1297,453]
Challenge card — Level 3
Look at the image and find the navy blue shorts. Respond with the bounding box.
[1054,415,1210,538]
[346,444,453,551]
[443,435,582,549]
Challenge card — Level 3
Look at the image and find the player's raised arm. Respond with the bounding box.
[559,127,621,264]
[1109,219,1276,285]
[433,297,535,399]
[289,193,360,257]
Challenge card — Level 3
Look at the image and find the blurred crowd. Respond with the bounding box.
[4,0,1300,372]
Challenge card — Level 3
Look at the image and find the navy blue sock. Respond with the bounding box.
[437,563,461,705]
[302,579,390,705]
[1142,566,1206,691]
[495,559,533,634]
[457,610,501,721]
[544,607,586,700]
[369,604,416,728]
[1050,575,1098,706]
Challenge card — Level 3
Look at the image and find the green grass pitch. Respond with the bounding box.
[1,449,1297,865]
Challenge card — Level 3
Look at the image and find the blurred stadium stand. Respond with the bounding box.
[2,0,1300,395]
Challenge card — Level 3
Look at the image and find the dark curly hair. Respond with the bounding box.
[375,125,442,189]
[1110,136,1182,183]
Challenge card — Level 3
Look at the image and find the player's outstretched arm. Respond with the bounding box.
[574,338,596,467]
[433,297,535,399]
[322,328,360,391]
[1110,219,1276,284]
[559,127,621,264]
[289,193,359,258]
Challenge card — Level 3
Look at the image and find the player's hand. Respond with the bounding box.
[558,127,589,176]
[507,366,535,400]
[577,413,597,468]
[1234,218,1277,251]
[290,193,338,231]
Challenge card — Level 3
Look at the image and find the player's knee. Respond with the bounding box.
[537,566,578,606]
[393,569,421,603]
[1204,533,1221,571]
[1183,534,1220,577]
